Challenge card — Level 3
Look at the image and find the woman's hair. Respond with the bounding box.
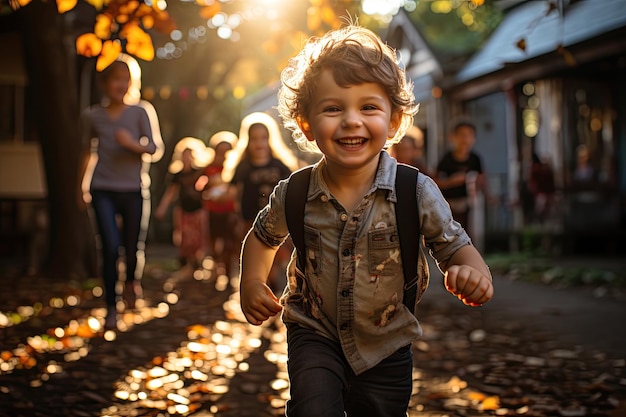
[221,112,300,182]
[277,24,418,153]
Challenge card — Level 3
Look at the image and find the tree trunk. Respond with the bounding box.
[18,0,97,280]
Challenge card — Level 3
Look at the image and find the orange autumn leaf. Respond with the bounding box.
[467,391,486,401]
[76,33,102,57]
[76,323,95,338]
[94,14,113,39]
[116,13,129,24]
[130,39,155,61]
[96,40,122,71]
[557,44,576,66]
[187,324,209,334]
[119,0,139,15]
[85,0,105,10]
[480,396,500,411]
[142,14,154,29]
[136,2,152,16]
[122,24,154,61]
[56,0,77,14]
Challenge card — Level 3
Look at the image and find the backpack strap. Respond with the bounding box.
[285,166,313,271]
[394,163,420,312]
[285,163,421,311]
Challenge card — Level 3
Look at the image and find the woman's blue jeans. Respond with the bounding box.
[90,190,145,308]
[285,324,413,417]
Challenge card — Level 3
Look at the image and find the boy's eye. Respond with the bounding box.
[362,104,379,111]
[324,106,341,113]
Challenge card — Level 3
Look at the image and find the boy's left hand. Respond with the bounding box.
[444,265,493,307]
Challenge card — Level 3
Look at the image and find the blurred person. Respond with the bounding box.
[528,152,556,224]
[222,111,299,292]
[81,58,160,329]
[572,143,596,186]
[196,131,240,277]
[434,119,489,238]
[388,125,431,176]
[155,138,212,270]
[239,24,493,417]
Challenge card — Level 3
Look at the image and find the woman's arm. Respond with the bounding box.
[115,128,155,155]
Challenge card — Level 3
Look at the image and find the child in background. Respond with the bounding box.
[196,131,239,277]
[388,125,431,176]
[238,24,493,417]
[222,112,300,292]
[82,59,159,329]
[434,120,488,234]
[155,138,212,270]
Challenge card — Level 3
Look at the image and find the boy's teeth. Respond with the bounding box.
[339,138,364,145]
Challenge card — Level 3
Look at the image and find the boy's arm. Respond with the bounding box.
[240,229,283,325]
[441,245,493,307]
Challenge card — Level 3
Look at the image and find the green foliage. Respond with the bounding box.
[484,252,626,291]
[406,0,503,57]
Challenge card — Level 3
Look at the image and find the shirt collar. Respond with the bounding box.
[307,152,398,203]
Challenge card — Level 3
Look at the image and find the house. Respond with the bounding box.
[386,0,626,254]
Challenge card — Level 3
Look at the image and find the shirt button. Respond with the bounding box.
[340,323,348,330]
[340,213,348,222]
[341,289,349,297]
[320,195,328,202]
[342,248,351,257]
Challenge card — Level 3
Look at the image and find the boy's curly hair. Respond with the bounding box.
[277,24,418,153]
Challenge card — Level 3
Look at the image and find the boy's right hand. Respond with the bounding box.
[240,280,282,325]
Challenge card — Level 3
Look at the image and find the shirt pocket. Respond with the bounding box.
[368,226,401,276]
[304,225,323,275]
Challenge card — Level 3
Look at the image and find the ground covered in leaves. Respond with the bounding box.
[0,246,624,417]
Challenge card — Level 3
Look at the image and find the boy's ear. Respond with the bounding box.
[387,112,402,138]
[297,117,315,141]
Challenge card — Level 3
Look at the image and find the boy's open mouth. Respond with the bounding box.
[337,137,367,147]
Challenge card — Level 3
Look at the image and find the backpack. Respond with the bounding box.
[285,163,429,312]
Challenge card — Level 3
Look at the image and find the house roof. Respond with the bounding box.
[456,0,626,83]
[383,10,443,102]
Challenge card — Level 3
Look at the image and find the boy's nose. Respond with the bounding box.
[341,110,363,128]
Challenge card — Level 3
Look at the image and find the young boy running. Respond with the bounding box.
[239,24,494,417]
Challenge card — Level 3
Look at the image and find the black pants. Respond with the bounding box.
[285,324,412,417]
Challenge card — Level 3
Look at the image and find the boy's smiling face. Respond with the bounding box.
[299,69,400,171]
